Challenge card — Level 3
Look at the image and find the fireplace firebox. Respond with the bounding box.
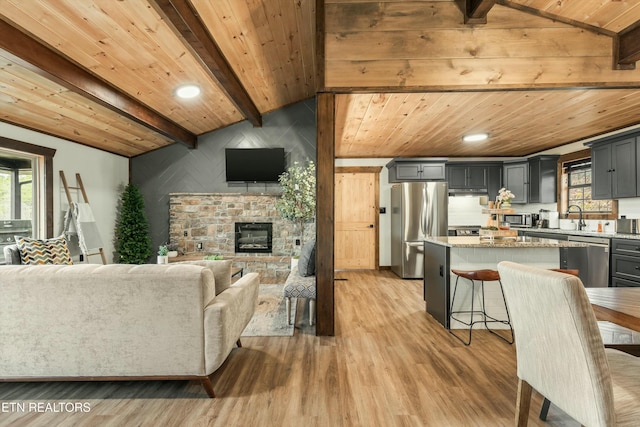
[235,222,273,253]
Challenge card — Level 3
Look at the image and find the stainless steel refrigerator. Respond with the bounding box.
[391,182,448,279]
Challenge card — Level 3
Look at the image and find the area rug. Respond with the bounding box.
[241,284,296,337]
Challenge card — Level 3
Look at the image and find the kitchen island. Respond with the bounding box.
[424,236,588,329]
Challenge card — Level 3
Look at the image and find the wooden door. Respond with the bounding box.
[334,167,380,270]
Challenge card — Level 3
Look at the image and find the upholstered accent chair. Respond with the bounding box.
[284,240,316,326]
[283,264,316,326]
[497,261,640,426]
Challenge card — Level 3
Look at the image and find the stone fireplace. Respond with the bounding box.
[169,193,315,283]
[235,222,272,253]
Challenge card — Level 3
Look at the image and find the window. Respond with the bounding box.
[0,137,56,264]
[565,159,612,213]
[0,153,36,223]
[558,150,616,220]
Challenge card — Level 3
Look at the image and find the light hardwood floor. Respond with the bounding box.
[0,270,577,427]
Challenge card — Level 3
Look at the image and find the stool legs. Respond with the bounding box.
[449,275,514,346]
[490,279,514,344]
[449,275,476,345]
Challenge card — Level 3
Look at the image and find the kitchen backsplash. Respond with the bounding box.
[447,196,486,226]
[448,196,640,233]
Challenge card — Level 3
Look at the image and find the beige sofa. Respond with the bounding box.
[0,260,259,398]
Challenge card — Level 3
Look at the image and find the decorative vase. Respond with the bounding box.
[501,201,511,208]
[167,250,178,258]
[157,255,169,264]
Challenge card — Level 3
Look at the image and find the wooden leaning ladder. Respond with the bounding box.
[60,171,107,264]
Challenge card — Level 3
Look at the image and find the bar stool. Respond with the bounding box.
[449,269,514,346]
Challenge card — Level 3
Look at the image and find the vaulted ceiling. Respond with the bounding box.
[1,1,640,158]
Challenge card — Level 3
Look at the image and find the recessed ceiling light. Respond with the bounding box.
[462,133,489,142]
[175,84,201,99]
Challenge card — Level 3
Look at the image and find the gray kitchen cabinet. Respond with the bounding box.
[503,161,529,204]
[447,165,472,188]
[591,136,637,199]
[446,164,487,189]
[611,238,640,287]
[446,162,503,195]
[486,164,503,199]
[592,143,612,200]
[528,155,559,203]
[386,158,447,182]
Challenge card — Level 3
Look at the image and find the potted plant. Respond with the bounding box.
[115,183,152,264]
[497,187,516,208]
[276,160,316,252]
[157,244,169,264]
[167,242,179,258]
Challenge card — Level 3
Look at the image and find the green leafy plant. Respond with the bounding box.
[157,244,169,256]
[276,160,316,247]
[115,183,152,264]
[203,254,223,260]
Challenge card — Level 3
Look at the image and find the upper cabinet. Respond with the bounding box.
[386,158,447,182]
[502,156,558,204]
[528,155,559,204]
[447,164,487,189]
[503,161,529,204]
[591,136,637,200]
[446,162,503,196]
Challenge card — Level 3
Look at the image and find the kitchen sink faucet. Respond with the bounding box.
[566,204,586,231]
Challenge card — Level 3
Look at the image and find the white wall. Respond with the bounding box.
[0,122,129,263]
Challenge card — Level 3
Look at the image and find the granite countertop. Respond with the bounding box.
[424,236,590,248]
[519,228,640,240]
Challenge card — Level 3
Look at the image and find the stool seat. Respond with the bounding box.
[449,268,513,346]
[450,269,500,282]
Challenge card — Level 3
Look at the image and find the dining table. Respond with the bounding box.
[586,287,640,331]
[586,287,640,356]
[541,286,640,421]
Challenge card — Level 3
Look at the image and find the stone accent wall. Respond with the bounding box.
[169,193,315,283]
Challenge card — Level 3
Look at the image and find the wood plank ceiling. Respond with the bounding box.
[0,0,316,156]
[1,0,640,158]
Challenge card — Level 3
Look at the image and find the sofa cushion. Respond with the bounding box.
[3,244,21,265]
[15,235,73,265]
[176,260,232,295]
[298,240,316,277]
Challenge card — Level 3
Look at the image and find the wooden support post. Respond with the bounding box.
[316,92,335,336]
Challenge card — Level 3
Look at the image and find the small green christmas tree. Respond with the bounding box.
[115,183,152,264]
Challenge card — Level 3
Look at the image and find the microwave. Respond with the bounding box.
[503,213,537,228]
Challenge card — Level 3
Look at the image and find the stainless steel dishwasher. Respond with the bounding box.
[561,235,610,287]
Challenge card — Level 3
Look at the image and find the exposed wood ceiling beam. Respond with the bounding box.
[497,0,640,71]
[615,23,640,70]
[464,0,497,24]
[0,19,197,149]
[152,0,262,128]
[497,0,616,37]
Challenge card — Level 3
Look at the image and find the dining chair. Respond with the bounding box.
[497,261,640,426]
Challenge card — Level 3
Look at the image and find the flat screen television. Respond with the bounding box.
[225,148,286,182]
